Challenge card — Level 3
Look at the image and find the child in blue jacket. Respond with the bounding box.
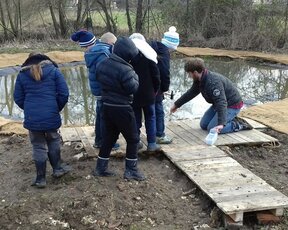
[14,53,71,188]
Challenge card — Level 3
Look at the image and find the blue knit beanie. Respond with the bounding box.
[161,26,180,50]
[71,30,96,47]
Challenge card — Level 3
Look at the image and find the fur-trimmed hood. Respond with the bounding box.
[21,54,58,72]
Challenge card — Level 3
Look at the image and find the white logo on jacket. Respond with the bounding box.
[213,89,221,97]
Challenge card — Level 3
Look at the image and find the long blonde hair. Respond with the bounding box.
[29,52,42,81]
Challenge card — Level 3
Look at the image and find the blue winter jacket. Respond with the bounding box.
[14,55,69,131]
[96,36,139,105]
[84,42,112,97]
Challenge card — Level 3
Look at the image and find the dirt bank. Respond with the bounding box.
[2,47,288,68]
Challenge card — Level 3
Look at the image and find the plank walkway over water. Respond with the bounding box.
[60,118,288,223]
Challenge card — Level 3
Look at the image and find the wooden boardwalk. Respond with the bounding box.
[60,118,288,224]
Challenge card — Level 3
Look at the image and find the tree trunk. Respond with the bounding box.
[0,0,9,39]
[135,0,143,32]
[58,0,68,37]
[125,0,133,33]
[5,0,18,37]
[74,0,84,29]
[17,0,22,38]
[97,0,117,33]
[48,0,60,38]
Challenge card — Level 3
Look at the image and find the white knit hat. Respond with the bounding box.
[129,33,146,41]
[161,26,180,50]
[129,33,158,64]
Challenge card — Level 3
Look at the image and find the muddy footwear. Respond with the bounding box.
[137,141,144,151]
[112,143,120,151]
[53,163,72,178]
[93,143,101,149]
[146,142,161,152]
[93,157,116,177]
[48,151,71,178]
[94,143,120,151]
[124,158,145,181]
[156,135,172,144]
[31,161,47,188]
[234,117,253,131]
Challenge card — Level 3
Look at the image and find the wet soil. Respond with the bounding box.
[0,129,288,230]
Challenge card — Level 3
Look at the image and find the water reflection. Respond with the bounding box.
[0,58,287,125]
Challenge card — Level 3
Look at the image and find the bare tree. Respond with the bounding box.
[47,0,60,37]
[0,0,9,39]
[58,0,68,36]
[125,0,133,33]
[95,0,117,33]
[4,0,22,38]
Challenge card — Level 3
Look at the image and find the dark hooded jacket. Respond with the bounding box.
[96,36,139,105]
[14,54,69,131]
[131,52,160,107]
[149,41,170,93]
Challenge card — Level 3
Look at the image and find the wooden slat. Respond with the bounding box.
[177,120,207,143]
[166,145,227,162]
[240,117,267,129]
[81,126,95,146]
[208,184,276,200]
[75,127,97,158]
[218,191,288,214]
[60,127,80,142]
[167,121,203,145]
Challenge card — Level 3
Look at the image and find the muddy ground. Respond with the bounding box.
[0,128,288,230]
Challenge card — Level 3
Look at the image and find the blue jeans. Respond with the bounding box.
[200,106,240,134]
[133,104,156,144]
[155,94,165,137]
[95,100,105,146]
[29,130,60,162]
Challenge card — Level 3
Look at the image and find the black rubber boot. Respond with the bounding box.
[31,161,47,188]
[48,152,71,178]
[93,157,116,177]
[124,158,145,181]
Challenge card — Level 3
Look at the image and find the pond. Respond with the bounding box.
[0,57,288,126]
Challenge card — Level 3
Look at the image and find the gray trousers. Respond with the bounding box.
[29,130,61,162]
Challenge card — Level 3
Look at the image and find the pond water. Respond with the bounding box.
[0,57,287,125]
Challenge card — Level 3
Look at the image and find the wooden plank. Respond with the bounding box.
[215,190,286,203]
[81,126,95,146]
[165,145,227,162]
[228,212,243,222]
[208,184,276,199]
[177,156,239,170]
[177,120,207,143]
[241,129,278,143]
[170,123,202,146]
[60,127,80,142]
[217,191,288,214]
[177,118,277,146]
[217,133,244,145]
[226,131,255,143]
[165,124,192,147]
[168,121,203,145]
[240,117,267,129]
[75,127,97,158]
[189,172,267,189]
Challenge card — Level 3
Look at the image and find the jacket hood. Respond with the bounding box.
[21,54,58,68]
[85,42,112,68]
[149,40,169,55]
[113,36,138,63]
